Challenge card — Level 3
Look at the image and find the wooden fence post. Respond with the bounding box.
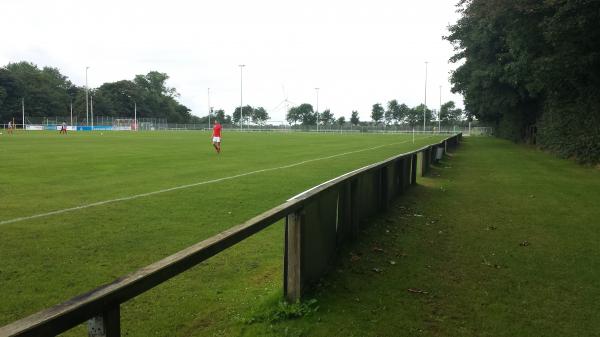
[380,166,389,211]
[411,154,417,184]
[395,159,404,194]
[338,183,352,244]
[285,209,303,302]
[87,306,120,337]
[350,179,360,239]
[421,149,428,177]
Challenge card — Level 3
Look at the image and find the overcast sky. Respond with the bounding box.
[0,0,463,122]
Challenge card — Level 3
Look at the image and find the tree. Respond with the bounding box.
[251,107,269,125]
[386,100,400,125]
[232,105,253,124]
[319,109,335,125]
[405,104,432,127]
[396,103,410,124]
[93,80,138,117]
[213,109,231,124]
[440,101,463,125]
[1,62,72,121]
[337,116,346,126]
[0,64,193,123]
[287,104,316,125]
[350,110,360,126]
[371,103,384,124]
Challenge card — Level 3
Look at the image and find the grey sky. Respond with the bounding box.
[0,0,463,122]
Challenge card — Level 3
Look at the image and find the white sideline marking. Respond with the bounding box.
[0,138,426,226]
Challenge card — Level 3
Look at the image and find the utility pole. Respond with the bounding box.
[315,88,320,132]
[423,61,429,132]
[439,85,442,133]
[134,101,137,131]
[91,95,94,129]
[85,66,90,126]
[239,65,245,131]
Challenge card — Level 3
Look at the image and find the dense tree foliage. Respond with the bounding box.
[319,109,335,125]
[371,103,384,124]
[213,109,231,124]
[350,110,360,126]
[230,105,269,125]
[0,62,193,123]
[286,103,316,125]
[447,0,600,163]
[0,62,73,122]
[440,101,464,125]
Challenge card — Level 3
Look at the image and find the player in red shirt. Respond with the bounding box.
[212,121,222,154]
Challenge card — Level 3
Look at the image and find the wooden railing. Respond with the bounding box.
[0,133,461,337]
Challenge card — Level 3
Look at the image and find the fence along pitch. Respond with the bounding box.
[1,134,461,337]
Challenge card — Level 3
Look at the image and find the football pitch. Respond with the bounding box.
[0,130,447,335]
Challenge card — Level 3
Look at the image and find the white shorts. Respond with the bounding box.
[212,136,221,143]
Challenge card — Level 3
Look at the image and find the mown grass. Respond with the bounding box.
[237,137,600,337]
[0,130,447,335]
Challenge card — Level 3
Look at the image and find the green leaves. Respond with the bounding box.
[447,0,600,162]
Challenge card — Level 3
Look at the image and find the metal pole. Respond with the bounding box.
[424,61,428,132]
[85,66,90,126]
[239,64,245,131]
[22,98,25,130]
[207,87,211,128]
[134,101,137,131]
[91,95,94,130]
[70,100,73,126]
[315,87,319,132]
[439,85,442,133]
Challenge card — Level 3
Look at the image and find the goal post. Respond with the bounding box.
[112,119,135,131]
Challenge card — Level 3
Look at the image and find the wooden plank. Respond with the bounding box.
[0,199,302,337]
[285,209,303,302]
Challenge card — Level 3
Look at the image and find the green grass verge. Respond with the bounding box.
[235,137,600,337]
[0,130,447,335]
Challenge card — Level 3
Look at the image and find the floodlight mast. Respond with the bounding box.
[424,61,428,132]
[134,101,137,131]
[439,85,442,132]
[239,65,245,131]
[91,95,94,129]
[315,88,320,132]
[85,66,90,126]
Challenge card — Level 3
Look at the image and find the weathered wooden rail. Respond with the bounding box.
[0,133,461,337]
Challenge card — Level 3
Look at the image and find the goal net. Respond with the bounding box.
[113,119,135,131]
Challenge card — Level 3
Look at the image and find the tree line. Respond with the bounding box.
[0,61,193,123]
[284,100,464,127]
[0,61,275,126]
[447,0,600,163]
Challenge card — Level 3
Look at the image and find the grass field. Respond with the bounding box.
[242,137,600,337]
[0,130,447,335]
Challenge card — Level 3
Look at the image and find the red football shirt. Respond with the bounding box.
[213,123,222,137]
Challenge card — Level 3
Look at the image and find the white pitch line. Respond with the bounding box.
[0,138,426,226]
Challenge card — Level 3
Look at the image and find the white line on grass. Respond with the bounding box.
[0,138,428,226]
